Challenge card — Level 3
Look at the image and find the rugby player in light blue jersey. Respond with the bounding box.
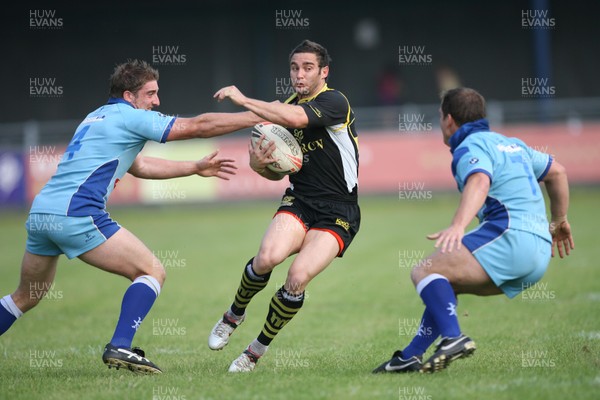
[374,87,574,374]
[0,60,263,374]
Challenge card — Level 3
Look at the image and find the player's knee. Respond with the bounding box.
[133,257,166,286]
[410,264,428,286]
[149,262,166,286]
[255,247,287,271]
[411,254,440,284]
[286,269,311,294]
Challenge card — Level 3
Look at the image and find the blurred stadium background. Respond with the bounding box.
[1,0,599,207]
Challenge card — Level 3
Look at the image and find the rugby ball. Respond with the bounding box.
[251,122,303,174]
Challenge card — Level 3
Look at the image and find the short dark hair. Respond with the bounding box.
[289,40,331,68]
[109,59,159,98]
[440,87,486,126]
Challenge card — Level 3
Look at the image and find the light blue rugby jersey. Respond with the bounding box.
[449,119,553,244]
[30,98,176,216]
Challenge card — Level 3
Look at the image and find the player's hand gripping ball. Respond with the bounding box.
[251,122,303,174]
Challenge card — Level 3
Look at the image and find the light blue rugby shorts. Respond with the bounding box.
[25,213,120,259]
[463,223,552,298]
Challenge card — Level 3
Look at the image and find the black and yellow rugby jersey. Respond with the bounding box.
[284,84,358,202]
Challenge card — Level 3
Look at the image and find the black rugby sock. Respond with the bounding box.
[257,286,305,346]
[229,257,271,316]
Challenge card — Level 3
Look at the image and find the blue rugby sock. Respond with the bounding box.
[0,295,23,336]
[402,308,440,358]
[110,276,161,349]
[416,274,461,338]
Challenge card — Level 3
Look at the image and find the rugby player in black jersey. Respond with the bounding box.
[209,40,360,372]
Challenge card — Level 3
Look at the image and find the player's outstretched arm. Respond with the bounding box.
[427,172,490,253]
[214,85,309,128]
[128,151,237,180]
[542,160,574,258]
[167,111,263,141]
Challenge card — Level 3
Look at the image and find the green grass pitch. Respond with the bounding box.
[0,189,598,400]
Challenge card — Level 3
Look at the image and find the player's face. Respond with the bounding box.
[126,80,160,110]
[290,52,328,99]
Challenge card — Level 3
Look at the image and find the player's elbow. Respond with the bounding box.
[128,157,146,178]
[281,112,308,129]
[284,119,304,129]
